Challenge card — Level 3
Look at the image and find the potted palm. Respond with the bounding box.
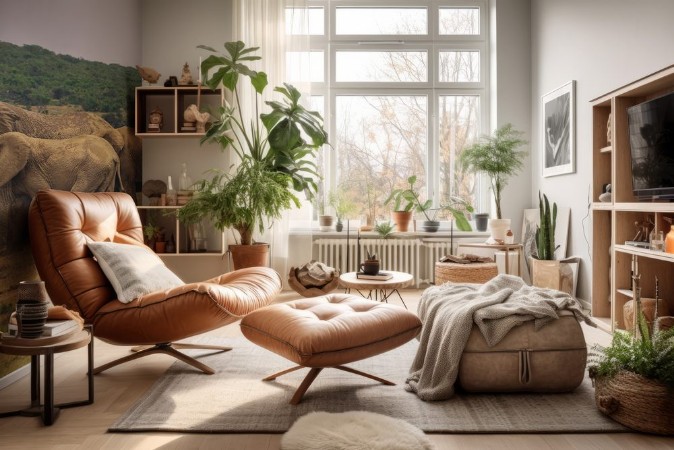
[385,175,473,232]
[460,123,527,242]
[177,41,328,268]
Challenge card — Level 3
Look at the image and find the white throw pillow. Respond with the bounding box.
[87,242,184,303]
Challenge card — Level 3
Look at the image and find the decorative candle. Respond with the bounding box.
[198,57,202,83]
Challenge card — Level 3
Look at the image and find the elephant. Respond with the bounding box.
[115,126,143,200]
[0,101,124,153]
[0,132,120,252]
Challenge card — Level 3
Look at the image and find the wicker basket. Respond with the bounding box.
[591,370,674,435]
[435,262,498,285]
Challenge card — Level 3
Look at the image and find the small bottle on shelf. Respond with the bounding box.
[166,175,177,206]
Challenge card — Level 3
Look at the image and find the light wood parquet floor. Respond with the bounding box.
[0,290,672,450]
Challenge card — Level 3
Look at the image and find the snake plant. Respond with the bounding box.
[535,192,558,260]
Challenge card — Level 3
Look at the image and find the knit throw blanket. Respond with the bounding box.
[405,274,594,401]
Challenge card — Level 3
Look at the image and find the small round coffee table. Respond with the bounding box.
[339,271,414,309]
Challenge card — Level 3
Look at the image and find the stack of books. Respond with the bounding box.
[8,319,80,338]
[356,271,393,281]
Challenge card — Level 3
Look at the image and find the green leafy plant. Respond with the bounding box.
[177,159,298,245]
[534,192,559,260]
[384,175,473,231]
[178,41,328,244]
[589,312,674,388]
[143,223,161,242]
[460,123,528,219]
[374,221,395,239]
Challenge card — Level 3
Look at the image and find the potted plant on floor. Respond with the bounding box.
[178,41,328,268]
[385,175,473,232]
[529,192,578,295]
[460,123,527,243]
[589,309,674,435]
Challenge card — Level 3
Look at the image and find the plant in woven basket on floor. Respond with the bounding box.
[588,309,674,435]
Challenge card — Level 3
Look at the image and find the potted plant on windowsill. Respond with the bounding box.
[329,188,357,232]
[177,41,328,269]
[385,175,473,233]
[460,123,527,243]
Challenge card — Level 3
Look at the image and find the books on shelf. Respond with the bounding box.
[8,319,79,337]
[356,271,393,281]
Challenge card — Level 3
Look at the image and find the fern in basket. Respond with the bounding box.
[588,312,674,388]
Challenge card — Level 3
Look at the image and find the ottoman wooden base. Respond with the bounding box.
[240,293,421,404]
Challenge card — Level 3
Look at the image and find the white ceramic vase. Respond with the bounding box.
[488,218,511,244]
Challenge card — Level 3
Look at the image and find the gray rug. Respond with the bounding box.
[109,337,626,433]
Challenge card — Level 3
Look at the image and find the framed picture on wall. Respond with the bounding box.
[542,80,575,177]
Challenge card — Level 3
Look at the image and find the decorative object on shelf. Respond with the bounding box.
[15,280,51,338]
[148,106,163,132]
[598,183,612,202]
[136,65,161,85]
[166,176,177,206]
[141,179,167,206]
[385,175,472,233]
[541,80,575,177]
[624,297,670,334]
[461,123,527,240]
[163,76,178,87]
[650,229,665,251]
[178,41,328,269]
[165,234,176,253]
[665,218,674,254]
[177,163,194,205]
[288,260,340,297]
[606,113,612,146]
[183,104,210,133]
[179,62,194,85]
[187,220,208,253]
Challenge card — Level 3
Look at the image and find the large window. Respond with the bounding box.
[287,1,489,226]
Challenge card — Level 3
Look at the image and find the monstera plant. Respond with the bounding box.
[178,41,328,268]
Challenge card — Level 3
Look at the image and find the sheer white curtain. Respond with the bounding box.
[232,0,310,282]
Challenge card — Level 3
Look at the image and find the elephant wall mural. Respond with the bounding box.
[0,40,142,378]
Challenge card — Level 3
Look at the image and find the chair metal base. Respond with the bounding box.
[94,342,231,375]
[263,364,395,405]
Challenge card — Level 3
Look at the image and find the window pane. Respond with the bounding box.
[286,7,324,35]
[438,95,480,208]
[335,95,428,220]
[336,51,427,82]
[439,51,480,82]
[439,7,480,35]
[336,7,427,35]
[286,51,324,82]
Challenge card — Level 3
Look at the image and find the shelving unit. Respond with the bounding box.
[137,205,226,256]
[591,64,674,332]
[135,86,223,137]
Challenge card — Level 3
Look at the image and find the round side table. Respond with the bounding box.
[0,326,93,426]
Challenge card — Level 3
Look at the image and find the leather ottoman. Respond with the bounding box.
[240,293,422,404]
[458,310,587,393]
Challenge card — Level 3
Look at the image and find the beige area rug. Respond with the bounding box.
[109,337,627,434]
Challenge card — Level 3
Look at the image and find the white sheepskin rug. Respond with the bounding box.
[281,411,435,450]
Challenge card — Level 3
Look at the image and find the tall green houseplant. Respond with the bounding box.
[178,41,328,247]
[535,192,557,260]
[460,123,527,219]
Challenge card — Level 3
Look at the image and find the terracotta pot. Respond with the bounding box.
[230,243,269,270]
[391,211,413,232]
[154,241,166,253]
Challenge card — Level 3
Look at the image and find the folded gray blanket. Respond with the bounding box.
[405,274,594,401]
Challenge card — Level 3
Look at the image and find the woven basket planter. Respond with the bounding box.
[591,370,674,435]
[435,262,498,285]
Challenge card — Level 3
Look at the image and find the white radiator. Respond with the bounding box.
[420,240,453,285]
[314,238,421,286]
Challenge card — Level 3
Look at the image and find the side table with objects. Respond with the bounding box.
[339,270,413,309]
[0,325,93,426]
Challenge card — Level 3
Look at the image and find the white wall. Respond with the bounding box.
[0,0,141,66]
[531,0,674,301]
[141,0,234,281]
[491,0,532,243]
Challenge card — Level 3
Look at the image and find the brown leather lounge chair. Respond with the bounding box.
[28,190,282,374]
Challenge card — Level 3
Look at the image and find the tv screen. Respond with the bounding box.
[628,91,674,200]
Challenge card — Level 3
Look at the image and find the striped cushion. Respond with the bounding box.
[87,242,183,303]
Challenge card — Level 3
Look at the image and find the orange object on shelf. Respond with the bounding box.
[666,225,674,253]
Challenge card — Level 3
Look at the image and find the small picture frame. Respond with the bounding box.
[542,80,575,177]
